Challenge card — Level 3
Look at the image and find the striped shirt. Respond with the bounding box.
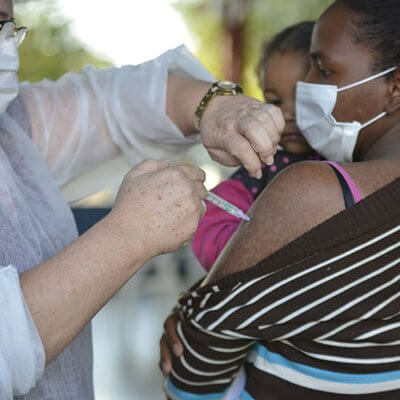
[166,178,400,400]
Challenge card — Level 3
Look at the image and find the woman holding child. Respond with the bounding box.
[162,1,400,398]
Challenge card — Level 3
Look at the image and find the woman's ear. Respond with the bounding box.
[385,68,400,114]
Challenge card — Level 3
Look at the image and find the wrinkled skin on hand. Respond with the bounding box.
[201,95,285,179]
[109,160,207,261]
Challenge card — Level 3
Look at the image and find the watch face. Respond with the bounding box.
[218,80,237,91]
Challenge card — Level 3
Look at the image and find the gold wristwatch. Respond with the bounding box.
[194,80,243,131]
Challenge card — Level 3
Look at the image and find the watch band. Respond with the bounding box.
[194,81,243,131]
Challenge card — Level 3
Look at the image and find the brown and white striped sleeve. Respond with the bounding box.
[165,179,400,400]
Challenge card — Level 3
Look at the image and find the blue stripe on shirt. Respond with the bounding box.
[239,390,255,399]
[165,378,226,400]
[255,344,400,384]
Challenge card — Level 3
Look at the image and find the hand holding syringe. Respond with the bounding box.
[206,191,250,221]
[165,161,250,222]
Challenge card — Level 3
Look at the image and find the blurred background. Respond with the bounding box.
[14,0,333,398]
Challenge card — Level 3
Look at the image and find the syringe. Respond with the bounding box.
[206,191,250,222]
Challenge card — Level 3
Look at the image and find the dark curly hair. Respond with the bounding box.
[257,21,315,86]
[337,0,400,72]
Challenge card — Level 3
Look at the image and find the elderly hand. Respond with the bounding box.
[200,95,285,179]
[109,160,207,260]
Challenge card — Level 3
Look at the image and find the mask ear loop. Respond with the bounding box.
[338,66,398,92]
[338,67,397,129]
[360,111,387,129]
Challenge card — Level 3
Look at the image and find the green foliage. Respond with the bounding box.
[174,0,334,99]
[15,0,111,83]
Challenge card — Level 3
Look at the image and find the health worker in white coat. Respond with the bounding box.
[0,1,285,399]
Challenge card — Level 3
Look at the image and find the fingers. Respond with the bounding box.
[236,104,284,166]
[200,95,285,177]
[252,105,283,146]
[174,165,206,183]
[194,181,207,201]
[160,310,184,377]
[263,103,285,134]
[232,103,285,172]
[207,149,241,167]
[223,133,263,179]
[130,159,169,178]
[168,165,207,203]
[160,336,173,377]
[236,115,275,165]
[163,312,183,359]
[172,166,207,215]
[164,313,183,354]
[161,165,207,218]
[200,200,207,217]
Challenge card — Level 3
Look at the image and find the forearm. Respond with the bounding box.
[19,216,148,364]
[166,72,211,137]
[22,46,213,194]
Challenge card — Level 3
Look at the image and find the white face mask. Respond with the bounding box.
[295,66,397,162]
[0,22,26,116]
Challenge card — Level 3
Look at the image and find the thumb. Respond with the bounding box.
[130,159,170,178]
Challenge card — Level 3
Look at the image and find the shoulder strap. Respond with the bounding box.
[326,161,362,209]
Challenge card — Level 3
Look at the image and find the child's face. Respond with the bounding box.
[262,51,314,155]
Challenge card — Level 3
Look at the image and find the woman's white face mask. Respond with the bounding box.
[0,21,26,116]
[295,66,397,162]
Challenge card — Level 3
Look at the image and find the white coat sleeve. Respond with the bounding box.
[18,45,215,203]
[0,265,45,399]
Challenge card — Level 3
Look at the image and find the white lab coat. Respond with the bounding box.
[0,45,213,399]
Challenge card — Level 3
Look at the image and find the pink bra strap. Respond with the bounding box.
[326,161,363,203]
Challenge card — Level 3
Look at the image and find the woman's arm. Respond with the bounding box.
[20,47,212,196]
[165,164,400,399]
[205,162,346,282]
[192,151,313,270]
[20,46,283,202]
[205,159,399,282]
[20,213,144,364]
[165,162,346,398]
[161,161,341,376]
